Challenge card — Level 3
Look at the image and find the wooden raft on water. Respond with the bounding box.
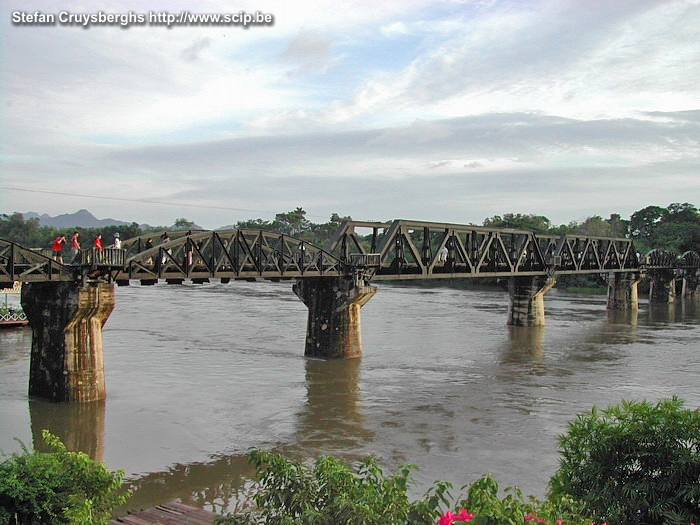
[109,501,217,524]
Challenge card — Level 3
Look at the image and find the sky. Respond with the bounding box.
[1,0,699,229]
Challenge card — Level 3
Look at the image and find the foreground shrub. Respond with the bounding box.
[216,450,590,525]
[455,474,588,525]
[216,449,451,524]
[0,430,130,525]
[549,397,700,524]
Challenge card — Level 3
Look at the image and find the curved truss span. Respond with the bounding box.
[115,229,344,282]
[678,251,700,269]
[644,249,678,269]
[0,239,74,285]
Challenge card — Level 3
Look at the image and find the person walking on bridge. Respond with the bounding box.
[113,232,122,250]
[51,235,67,264]
[439,245,448,264]
[160,232,171,265]
[94,234,103,252]
[70,231,80,263]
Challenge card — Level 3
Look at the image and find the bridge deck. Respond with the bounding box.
[109,501,217,524]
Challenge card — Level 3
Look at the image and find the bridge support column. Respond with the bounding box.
[607,272,641,310]
[507,276,556,326]
[681,271,699,299]
[648,271,676,304]
[293,277,376,358]
[21,282,115,402]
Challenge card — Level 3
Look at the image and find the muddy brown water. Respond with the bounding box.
[1,282,698,515]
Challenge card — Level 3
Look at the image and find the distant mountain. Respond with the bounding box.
[23,209,130,228]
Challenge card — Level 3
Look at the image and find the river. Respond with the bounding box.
[1,281,699,515]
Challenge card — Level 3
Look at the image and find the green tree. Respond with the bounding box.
[482,214,552,233]
[235,218,274,230]
[563,213,629,237]
[663,202,698,224]
[605,213,629,237]
[0,431,130,524]
[273,207,311,236]
[0,213,44,246]
[549,397,700,524]
[172,218,196,231]
[629,205,666,239]
[308,213,353,248]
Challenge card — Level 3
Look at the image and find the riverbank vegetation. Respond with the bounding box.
[1,398,698,524]
[0,430,130,524]
[217,397,699,525]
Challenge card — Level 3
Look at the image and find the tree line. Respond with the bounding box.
[1,202,697,255]
[482,202,699,255]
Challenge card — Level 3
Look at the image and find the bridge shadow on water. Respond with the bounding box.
[27,356,372,516]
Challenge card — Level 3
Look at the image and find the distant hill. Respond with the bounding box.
[23,209,130,228]
[18,209,209,231]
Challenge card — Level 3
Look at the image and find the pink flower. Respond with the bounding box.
[524,513,547,523]
[455,508,475,523]
[557,521,564,525]
[439,511,456,525]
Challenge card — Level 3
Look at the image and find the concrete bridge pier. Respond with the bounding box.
[648,271,676,303]
[293,276,376,358]
[507,276,556,326]
[21,281,115,402]
[680,271,699,299]
[606,272,641,310]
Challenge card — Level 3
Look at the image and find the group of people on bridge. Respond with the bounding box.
[50,231,121,264]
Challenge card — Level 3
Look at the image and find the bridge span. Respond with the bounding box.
[1,219,699,403]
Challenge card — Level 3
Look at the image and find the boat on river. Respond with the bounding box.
[0,282,28,328]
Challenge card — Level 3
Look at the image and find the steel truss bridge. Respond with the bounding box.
[1,219,699,286]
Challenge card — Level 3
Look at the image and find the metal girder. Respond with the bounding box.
[116,229,343,281]
[325,220,649,280]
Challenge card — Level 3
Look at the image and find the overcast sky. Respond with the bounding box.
[1,0,699,229]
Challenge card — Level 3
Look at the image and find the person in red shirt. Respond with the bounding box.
[94,234,103,252]
[51,235,67,263]
[70,231,81,263]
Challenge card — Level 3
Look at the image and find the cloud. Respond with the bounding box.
[180,38,212,62]
[380,21,410,37]
[278,31,343,78]
[2,0,699,228]
[280,31,332,62]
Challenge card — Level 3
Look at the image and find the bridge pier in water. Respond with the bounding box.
[680,271,699,299]
[293,276,376,358]
[606,272,641,310]
[21,282,115,403]
[506,276,556,326]
[648,271,676,303]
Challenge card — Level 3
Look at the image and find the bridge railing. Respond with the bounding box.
[1,239,75,285]
[75,248,126,268]
[347,253,381,268]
